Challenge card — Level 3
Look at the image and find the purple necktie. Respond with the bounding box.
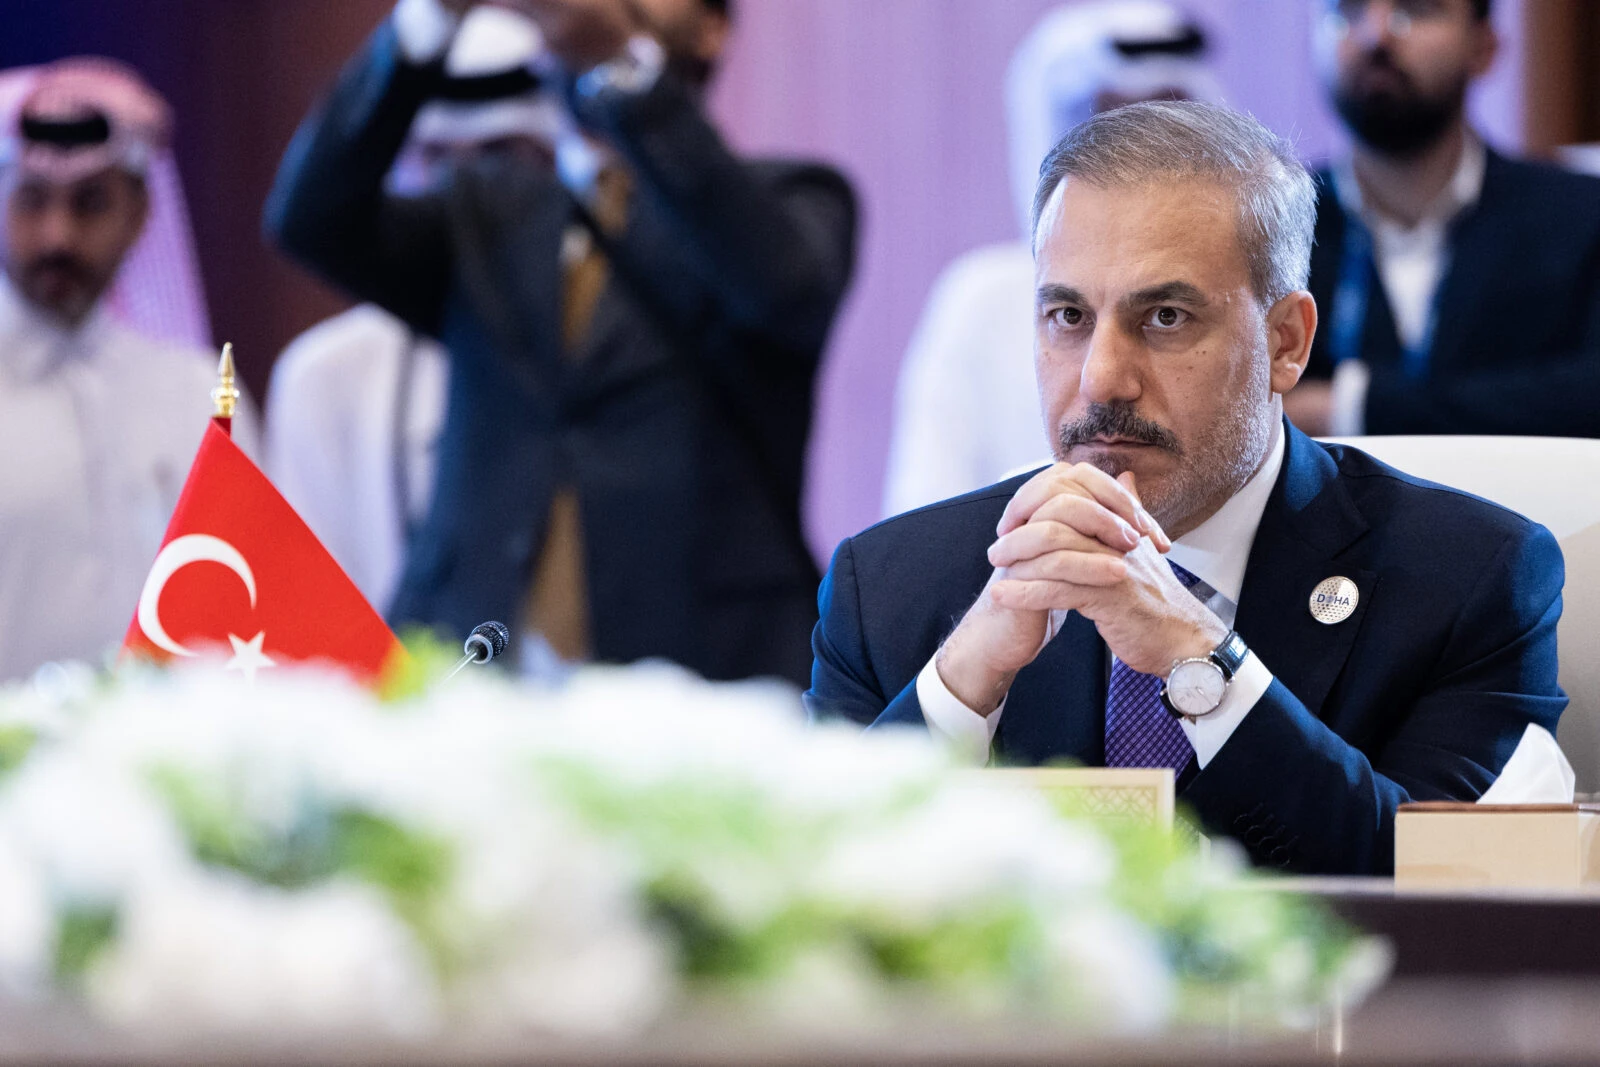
[1103,561,1202,772]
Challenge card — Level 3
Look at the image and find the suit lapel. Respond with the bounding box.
[1312,174,1403,374]
[1234,424,1374,718]
[994,612,1106,767]
[1423,150,1506,376]
[454,166,571,400]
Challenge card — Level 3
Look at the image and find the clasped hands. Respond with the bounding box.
[935,463,1230,716]
[440,0,638,70]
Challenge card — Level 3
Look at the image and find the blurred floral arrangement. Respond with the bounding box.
[0,649,1388,1042]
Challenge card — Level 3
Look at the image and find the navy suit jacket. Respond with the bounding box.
[1304,149,1600,436]
[266,23,856,687]
[808,424,1566,875]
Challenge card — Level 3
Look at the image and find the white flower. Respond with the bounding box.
[426,804,671,1035]
[810,780,1115,925]
[748,943,889,1033]
[1043,904,1173,1033]
[0,826,51,995]
[0,658,1376,1041]
[453,920,669,1036]
[87,872,439,1037]
[0,752,192,904]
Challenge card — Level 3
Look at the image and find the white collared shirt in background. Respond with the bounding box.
[1327,135,1487,435]
[917,427,1285,767]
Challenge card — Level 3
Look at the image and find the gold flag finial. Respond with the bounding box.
[211,343,240,420]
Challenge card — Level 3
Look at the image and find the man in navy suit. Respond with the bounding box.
[1284,0,1600,438]
[808,100,1565,876]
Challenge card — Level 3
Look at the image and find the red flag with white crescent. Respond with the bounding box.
[122,421,405,684]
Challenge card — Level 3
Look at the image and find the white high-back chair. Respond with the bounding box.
[1324,436,1600,793]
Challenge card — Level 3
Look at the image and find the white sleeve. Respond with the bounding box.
[915,656,1003,766]
[1175,652,1274,768]
[264,351,354,575]
[1328,359,1371,438]
[916,623,1269,770]
[392,0,462,64]
[881,261,997,517]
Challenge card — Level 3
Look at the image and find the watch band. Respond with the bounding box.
[1209,629,1248,681]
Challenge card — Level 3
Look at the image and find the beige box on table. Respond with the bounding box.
[1395,802,1600,890]
[973,767,1175,829]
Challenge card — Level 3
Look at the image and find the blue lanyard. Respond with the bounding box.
[1326,212,1440,380]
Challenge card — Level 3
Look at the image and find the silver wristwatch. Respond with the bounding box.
[1160,630,1249,720]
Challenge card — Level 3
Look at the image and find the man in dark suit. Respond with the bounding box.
[808,100,1565,876]
[265,0,856,687]
[1284,0,1600,438]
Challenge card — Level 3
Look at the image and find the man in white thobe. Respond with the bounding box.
[0,58,257,681]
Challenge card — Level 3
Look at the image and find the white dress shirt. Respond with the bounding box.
[0,277,259,682]
[1328,135,1487,436]
[917,427,1285,767]
[882,242,1053,516]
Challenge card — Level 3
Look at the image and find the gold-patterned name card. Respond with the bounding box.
[967,767,1175,829]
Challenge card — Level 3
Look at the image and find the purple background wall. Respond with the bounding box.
[702,0,1527,561]
[1,0,1527,562]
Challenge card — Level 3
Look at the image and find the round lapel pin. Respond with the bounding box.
[1309,576,1359,624]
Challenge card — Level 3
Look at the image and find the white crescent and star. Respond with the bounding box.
[135,534,275,680]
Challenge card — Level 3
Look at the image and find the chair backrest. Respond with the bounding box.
[1324,436,1600,792]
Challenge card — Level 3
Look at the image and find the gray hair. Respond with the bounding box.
[1031,100,1316,307]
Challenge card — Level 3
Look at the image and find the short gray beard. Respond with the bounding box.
[1150,356,1275,537]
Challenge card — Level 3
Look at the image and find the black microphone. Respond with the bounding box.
[445,621,510,680]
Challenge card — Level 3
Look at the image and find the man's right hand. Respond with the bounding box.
[934,462,1168,716]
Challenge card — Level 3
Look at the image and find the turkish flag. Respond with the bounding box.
[122,421,405,685]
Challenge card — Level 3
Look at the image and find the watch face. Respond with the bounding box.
[1167,660,1227,716]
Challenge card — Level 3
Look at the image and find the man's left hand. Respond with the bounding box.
[502,0,637,70]
[987,472,1230,675]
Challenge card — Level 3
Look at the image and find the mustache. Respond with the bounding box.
[24,253,92,283]
[1057,403,1183,454]
[1349,46,1418,92]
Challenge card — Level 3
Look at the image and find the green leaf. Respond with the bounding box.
[331,809,451,899]
[378,629,467,703]
[861,905,1038,984]
[0,724,36,780]
[329,808,455,970]
[54,905,118,984]
[147,765,339,888]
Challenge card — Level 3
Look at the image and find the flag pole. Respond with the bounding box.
[210,342,240,436]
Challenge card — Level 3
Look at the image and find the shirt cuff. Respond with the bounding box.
[393,0,461,64]
[1328,359,1371,437]
[915,656,1002,766]
[1176,651,1273,768]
